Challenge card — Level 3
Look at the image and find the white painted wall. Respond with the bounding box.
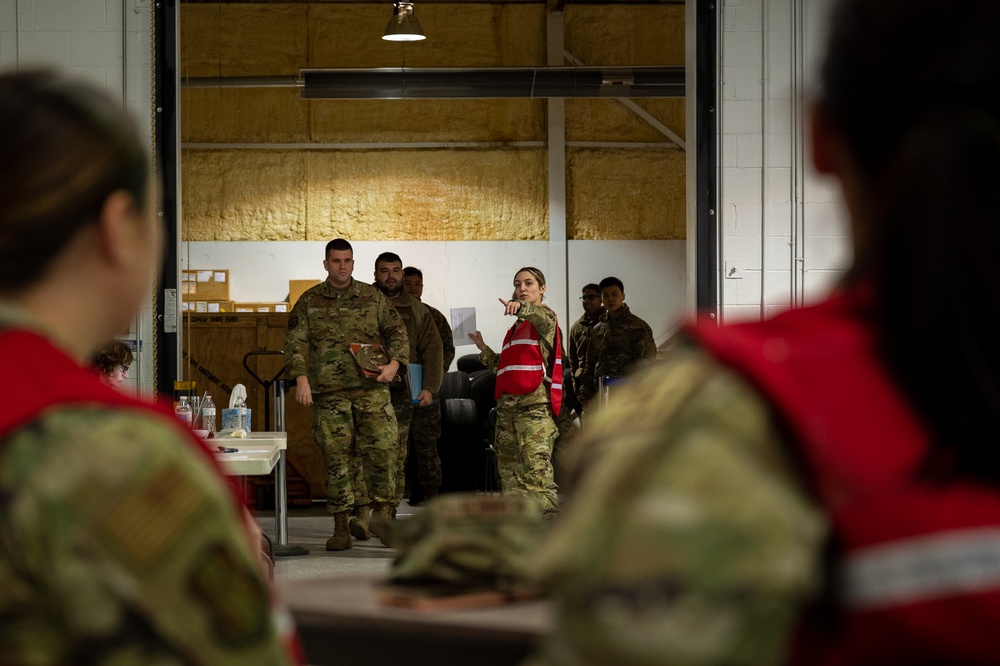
[719,0,851,322]
[182,239,688,372]
[0,0,156,396]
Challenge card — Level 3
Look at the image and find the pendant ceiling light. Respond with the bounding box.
[382,1,426,42]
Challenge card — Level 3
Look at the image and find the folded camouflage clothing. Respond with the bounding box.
[388,493,546,599]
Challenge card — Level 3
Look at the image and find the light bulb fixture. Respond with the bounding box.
[382,1,426,42]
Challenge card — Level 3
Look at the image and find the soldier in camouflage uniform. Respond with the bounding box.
[527,348,826,665]
[0,70,298,664]
[349,254,443,539]
[469,268,560,519]
[567,283,604,409]
[403,266,454,499]
[583,276,656,399]
[285,239,409,550]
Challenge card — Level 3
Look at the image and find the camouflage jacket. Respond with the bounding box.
[387,290,444,398]
[590,303,657,381]
[479,301,557,408]
[0,307,292,666]
[568,309,603,403]
[425,304,456,373]
[528,346,827,666]
[284,278,409,394]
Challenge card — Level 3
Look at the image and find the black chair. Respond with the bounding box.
[457,353,488,373]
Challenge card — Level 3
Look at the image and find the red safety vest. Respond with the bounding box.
[0,328,304,665]
[690,290,1000,664]
[494,318,563,416]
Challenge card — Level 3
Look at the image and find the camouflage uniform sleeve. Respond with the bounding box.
[283,292,311,379]
[430,308,456,373]
[576,324,602,403]
[479,345,500,373]
[0,409,292,666]
[633,319,657,370]
[567,322,582,378]
[528,350,828,666]
[517,301,556,360]
[378,293,409,367]
[418,314,444,395]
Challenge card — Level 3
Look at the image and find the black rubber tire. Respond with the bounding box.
[438,398,479,493]
[439,370,471,401]
[456,353,488,373]
[467,369,497,423]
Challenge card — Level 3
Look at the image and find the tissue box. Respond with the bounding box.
[221,408,252,433]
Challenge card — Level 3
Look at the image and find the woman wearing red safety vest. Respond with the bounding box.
[0,70,301,665]
[470,267,563,519]
[529,0,1000,664]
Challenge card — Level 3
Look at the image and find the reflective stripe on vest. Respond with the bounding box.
[845,527,1000,609]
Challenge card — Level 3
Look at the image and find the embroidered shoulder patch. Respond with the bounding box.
[188,541,271,646]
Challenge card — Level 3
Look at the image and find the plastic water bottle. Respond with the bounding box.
[201,395,217,436]
[175,397,193,428]
[235,400,249,436]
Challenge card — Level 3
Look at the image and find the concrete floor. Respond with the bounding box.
[255,501,423,581]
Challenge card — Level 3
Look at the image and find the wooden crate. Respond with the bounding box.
[182,313,325,500]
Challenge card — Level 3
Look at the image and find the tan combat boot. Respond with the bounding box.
[369,502,396,548]
[325,511,353,551]
[349,504,372,541]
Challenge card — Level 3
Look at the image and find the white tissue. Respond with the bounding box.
[229,383,247,409]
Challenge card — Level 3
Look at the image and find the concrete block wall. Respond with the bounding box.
[0,0,156,396]
[718,0,851,322]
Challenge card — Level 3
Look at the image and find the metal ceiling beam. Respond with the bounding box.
[299,66,684,99]
[182,67,685,99]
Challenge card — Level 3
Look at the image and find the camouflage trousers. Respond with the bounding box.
[354,392,414,508]
[552,402,578,489]
[409,399,443,488]
[313,386,397,514]
[494,397,559,517]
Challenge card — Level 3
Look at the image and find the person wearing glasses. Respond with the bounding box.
[91,339,133,388]
[567,283,604,409]
[0,69,300,665]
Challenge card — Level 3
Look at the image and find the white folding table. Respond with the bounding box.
[214,432,307,555]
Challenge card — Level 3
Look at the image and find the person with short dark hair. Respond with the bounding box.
[401,265,452,503]
[0,69,299,664]
[585,276,656,393]
[531,0,1000,663]
[91,339,133,388]
[284,238,409,550]
[567,283,603,409]
[346,253,442,537]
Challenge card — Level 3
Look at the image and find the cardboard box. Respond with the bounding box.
[192,300,236,314]
[182,269,230,302]
[234,302,289,313]
[289,279,322,307]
